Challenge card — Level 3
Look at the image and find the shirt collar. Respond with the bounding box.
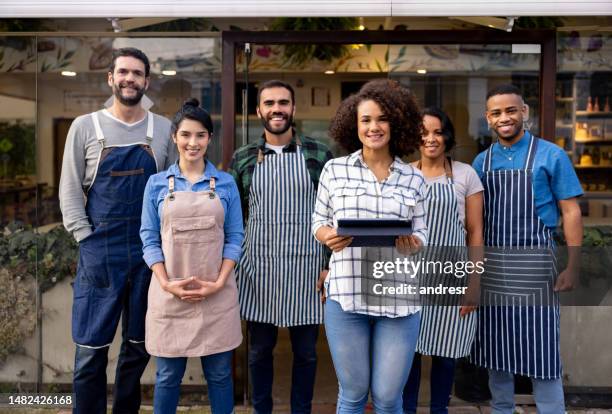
[257,129,301,154]
[348,149,403,172]
[164,160,219,181]
[497,130,531,152]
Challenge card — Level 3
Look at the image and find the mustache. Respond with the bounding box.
[118,82,142,90]
[267,112,289,119]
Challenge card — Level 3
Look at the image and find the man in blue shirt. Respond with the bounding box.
[471,84,583,414]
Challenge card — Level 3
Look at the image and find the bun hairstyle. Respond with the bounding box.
[171,98,214,136]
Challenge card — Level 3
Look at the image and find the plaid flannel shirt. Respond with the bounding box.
[228,131,334,223]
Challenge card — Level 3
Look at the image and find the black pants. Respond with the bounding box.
[248,322,319,414]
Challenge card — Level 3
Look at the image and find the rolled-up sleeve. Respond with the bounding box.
[140,178,165,268]
[312,162,333,238]
[411,178,428,246]
[222,180,244,262]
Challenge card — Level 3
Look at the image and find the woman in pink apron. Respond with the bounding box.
[140,98,244,414]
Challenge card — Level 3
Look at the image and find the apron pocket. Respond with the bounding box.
[108,173,148,204]
[157,287,201,318]
[171,216,218,244]
[77,239,110,289]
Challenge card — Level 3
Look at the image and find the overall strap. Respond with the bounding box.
[91,111,106,148]
[168,176,175,201]
[145,111,154,144]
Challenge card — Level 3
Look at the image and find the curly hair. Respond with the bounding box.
[329,79,422,157]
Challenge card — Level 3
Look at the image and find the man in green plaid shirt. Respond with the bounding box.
[228,80,332,414]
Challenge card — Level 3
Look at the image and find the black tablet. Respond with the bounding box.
[337,218,413,247]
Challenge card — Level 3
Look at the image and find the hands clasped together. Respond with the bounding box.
[162,277,223,303]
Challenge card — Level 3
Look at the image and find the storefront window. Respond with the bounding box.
[555,31,612,225]
[237,42,542,164]
[0,35,38,390]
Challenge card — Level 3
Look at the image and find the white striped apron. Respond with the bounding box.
[416,161,477,358]
[470,133,561,379]
[237,147,326,327]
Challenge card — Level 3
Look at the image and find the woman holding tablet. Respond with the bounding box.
[312,79,427,414]
[402,107,483,414]
[140,99,243,414]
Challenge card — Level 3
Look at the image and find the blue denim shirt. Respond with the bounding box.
[472,131,583,229]
[140,161,244,267]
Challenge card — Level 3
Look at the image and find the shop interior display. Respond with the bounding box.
[556,73,612,199]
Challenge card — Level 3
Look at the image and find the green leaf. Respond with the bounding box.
[397,46,407,60]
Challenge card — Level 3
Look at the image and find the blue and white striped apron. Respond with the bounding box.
[470,134,561,379]
[237,146,326,327]
[416,163,477,358]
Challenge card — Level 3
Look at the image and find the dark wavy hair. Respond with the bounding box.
[422,106,456,152]
[171,98,214,136]
[329,79,422,157]
[109,47,150,77]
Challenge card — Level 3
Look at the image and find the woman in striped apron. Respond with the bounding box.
[471,85,583,414]
[403,108,483,414]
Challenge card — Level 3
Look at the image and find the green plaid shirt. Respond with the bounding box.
[228,131,333,223]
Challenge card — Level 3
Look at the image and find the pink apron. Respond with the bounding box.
[145,175,242,357]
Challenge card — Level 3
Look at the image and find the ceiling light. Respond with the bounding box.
[358,25,365,31]
[417,69,427,74]
[162,70,177,76]
[61,71,77,77]
[325,70,335,75]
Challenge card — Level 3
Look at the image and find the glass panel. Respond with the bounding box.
[556,30,612,227]
[388,43,541,164]
[34,35,221,387]
[0,35,38,391]
[237,42,390,156]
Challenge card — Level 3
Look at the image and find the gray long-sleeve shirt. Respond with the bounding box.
[59,109,177,242]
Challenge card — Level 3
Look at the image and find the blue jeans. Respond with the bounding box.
[248,322,319,414]
[488,369,565,414]
[402,353,456,414]
[154,351,234,414]
[324,299,421,414]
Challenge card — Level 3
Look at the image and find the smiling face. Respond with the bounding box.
[256,86,295,136]
[420,114,446,161]
[486,93,528,144]
[357,99,391,154]
[173,118,211,164]
[107,56,149,107]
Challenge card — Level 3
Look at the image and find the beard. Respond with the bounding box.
[112,81,145,107]
[493,122,524,143]
[260,112,293,135]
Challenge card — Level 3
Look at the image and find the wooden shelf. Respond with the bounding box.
[556,97,575,102]
[575,139,611,144]
[574,165,612,169]
[584,191,612,199]
[576,111,612,118]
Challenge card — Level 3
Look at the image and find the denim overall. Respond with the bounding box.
[72,110,158,414]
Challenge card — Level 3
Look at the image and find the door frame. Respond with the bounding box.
[220,29,556,168]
